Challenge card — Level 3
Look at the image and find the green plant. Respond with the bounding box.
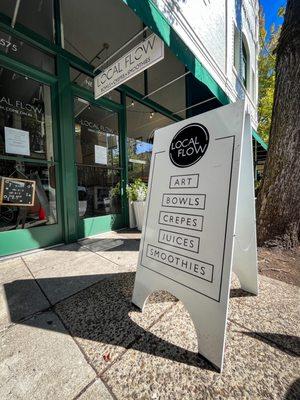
[109,182,120,199]
[126,179,147,201]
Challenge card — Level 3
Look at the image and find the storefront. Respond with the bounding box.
[0,0,263,257]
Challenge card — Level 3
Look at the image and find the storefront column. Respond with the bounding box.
[57,55,78,243]
[120,91,129,227]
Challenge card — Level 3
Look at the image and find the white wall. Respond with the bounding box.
[152,0,259,128]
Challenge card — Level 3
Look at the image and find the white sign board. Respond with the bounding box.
[95,145,107,165]
[5,127,30,156]
[132,101,258,371]
[94,33,164,99]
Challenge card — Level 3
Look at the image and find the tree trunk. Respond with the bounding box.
[256,0,300,248]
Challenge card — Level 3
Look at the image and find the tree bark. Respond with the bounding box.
[256,0,300,248]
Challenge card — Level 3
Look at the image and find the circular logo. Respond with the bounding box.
[169,123,209,167]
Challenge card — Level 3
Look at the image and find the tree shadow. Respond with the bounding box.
[230,288,257,298]
[3,272,216,372]
[284,378,300,400]
[241,331,300,357]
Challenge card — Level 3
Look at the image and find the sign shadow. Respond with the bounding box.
[4,272,216,372]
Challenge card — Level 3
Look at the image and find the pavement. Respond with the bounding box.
[0,229,299,400]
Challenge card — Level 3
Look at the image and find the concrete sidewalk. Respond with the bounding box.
[0,230,299,400]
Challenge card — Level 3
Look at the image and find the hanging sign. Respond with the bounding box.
[94,33,164,99]
[132,101,258,371]
[0,177,36,207]
[5,127,30,156]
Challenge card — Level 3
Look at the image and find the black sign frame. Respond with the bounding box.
[0,177,36,207]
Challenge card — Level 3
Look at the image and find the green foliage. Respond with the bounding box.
[109,182,120,199]
[126,179,148,201]
[258,6,284,143]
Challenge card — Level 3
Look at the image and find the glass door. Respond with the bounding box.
[73,97,124,238]
[0,65,63,256]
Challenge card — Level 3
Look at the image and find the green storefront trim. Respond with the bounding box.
[0,225,63,256]
[78,214,124,239]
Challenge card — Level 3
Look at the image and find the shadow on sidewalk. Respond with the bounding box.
[45,236,141,253]
[241,331,300,357]
[4,272,215,371]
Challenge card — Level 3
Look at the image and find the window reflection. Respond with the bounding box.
[0,30,55,74]
[0,68,54,160]
[0,160,57,231]
[0,0,55,42]
[76,166,121,218]
[128,138,152,183]
[126,97,173,183]
[74,98,121,217]
[0,67,57,232]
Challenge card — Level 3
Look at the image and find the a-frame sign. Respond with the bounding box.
[132,101,258,371]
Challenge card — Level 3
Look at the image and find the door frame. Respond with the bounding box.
[0,52,64,256]
[71,84,128,239]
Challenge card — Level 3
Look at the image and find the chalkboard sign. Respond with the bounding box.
[0,177,36,206]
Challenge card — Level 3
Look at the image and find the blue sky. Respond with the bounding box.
[259,0,286,33]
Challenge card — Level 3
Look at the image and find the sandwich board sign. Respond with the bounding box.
[132,101,258,371]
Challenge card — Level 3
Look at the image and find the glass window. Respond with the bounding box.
[242,40,248,88]
[0,160,57,231]
[0,30,55,74]
[74,98,121,217]
[126,97,174,183]
[252,69,256,101]
[0,1,55,42]
[0,68,57,231]
[76,166,121,217]
[0,67,57,232]
[0,68,54,161]
[0,2,15,19]
[233,26,240,71]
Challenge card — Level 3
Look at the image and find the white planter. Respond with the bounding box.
[133,201,146,231]
[128,200,137,228]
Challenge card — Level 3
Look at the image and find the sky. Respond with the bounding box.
[259,0,286,33]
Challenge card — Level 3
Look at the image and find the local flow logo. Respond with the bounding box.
[169,123,209,167]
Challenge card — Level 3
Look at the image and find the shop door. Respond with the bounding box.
[73,97,125,238]
[0,65,63,256]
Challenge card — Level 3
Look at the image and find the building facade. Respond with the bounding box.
[0,0,266,257]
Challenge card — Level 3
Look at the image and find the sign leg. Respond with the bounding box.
[132,269,154,311]
[232,114,258,295]
[132,267,228,371]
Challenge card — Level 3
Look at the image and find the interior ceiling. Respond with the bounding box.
[0,68,41,106]
[0,0,54,40]
[61,0,144,66]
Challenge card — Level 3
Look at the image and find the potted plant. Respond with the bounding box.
[127,179,147,231]
[109,182,121,214]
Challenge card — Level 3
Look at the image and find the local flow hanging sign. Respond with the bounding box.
[94,33,164,99]
[132,101,258,371]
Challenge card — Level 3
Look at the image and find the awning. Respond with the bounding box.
[252,129,268,151]
[123,0,267,151]
[122,0,229,105]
